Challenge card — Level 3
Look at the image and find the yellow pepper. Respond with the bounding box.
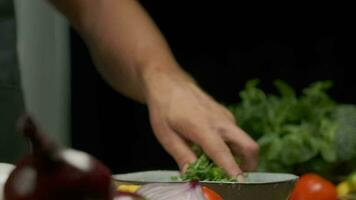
[347,172,356,191]
[337,181,351,198]
[117,184,142,193]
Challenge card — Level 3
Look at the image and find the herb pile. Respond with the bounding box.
[179,154,238,182]
[229,80,356,178]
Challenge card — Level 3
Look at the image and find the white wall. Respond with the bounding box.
[14,0,70,145]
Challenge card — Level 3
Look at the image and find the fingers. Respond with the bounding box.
[170,114,259,175]
[213,108,259,172]
[223,125,259,171]
[199,134,243,177]
[150,114,197,172]
[217,107,259,171]
[171,119,243,177]
[157,129,197,172]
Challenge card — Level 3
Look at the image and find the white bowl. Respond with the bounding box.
[113,170,298,200]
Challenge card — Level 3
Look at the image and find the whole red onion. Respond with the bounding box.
[4,116,115,200]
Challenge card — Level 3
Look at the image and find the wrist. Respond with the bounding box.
[139,61,196,104]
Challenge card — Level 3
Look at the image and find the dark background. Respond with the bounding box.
[70,2,355,173]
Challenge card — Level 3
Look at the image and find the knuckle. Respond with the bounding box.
[170,117,199,134]
[219,106,235,121]
[215,126,228,136]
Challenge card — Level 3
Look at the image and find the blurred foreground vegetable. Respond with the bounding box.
[289,173,337,200]
[4,116,114,200]
[337,172,356,199]
[201,186,223,200]
[229,80,356,178]
[117,183,222,200]
[348,172,356,191]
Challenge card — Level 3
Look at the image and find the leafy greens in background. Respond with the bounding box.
[229,80,356,178]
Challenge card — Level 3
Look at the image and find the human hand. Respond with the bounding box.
[143,67,259,177]
[47,0,258,176]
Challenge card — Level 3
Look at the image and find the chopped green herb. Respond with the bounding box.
[180,154,238,182]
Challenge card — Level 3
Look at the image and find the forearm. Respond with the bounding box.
[48,0,259,175]
[48,0,189,103]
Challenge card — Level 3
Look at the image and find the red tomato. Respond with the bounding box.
[202,186,223,200]
[289,173,337,200]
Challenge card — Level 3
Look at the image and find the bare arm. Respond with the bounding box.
[48,0,179,103]
[48,0,259,177]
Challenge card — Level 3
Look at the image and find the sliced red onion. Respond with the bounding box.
[114,191,145,200]
[137,181,207,200]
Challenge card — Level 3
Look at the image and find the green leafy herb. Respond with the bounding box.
[228,80,356,178]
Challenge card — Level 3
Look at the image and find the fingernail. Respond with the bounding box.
[235,172,246,182]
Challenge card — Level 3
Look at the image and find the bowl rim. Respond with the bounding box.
[113,170,299,185]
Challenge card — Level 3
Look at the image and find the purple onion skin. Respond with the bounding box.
[138,181,207,200]
[114,191,146,200]
[4,116,115,200]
